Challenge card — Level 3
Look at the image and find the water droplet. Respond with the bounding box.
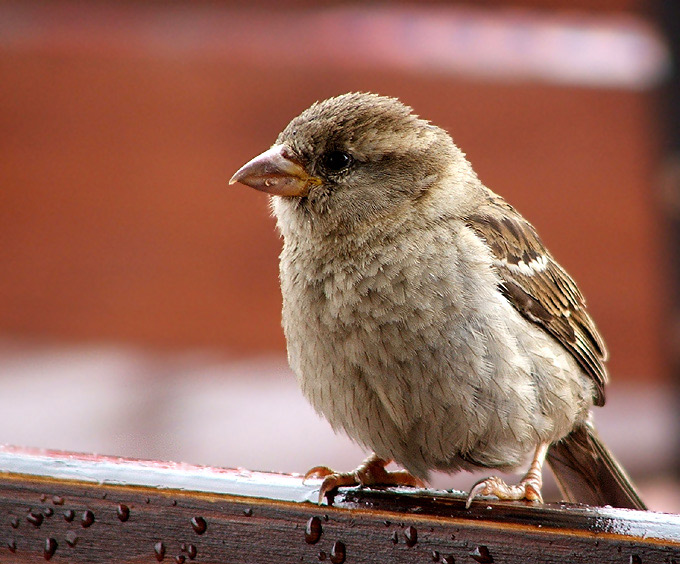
[323,514,329,522]
[190,516,207,535]
[44,538,58,560]
[146,498,151,504]
[81,510,95,528]
[431,550,440,561]
[10,517,19,528]
[117,504,130,522]
[40,494,47,502]
[172,500,177,507]
[52,496,64,506]
[630,557,642,564]
[330,540,346,564]
[390,531,398,543]
[404,526,417,547]
[442,556,455,564]
[154,541,166,561]
[186,544,197,559]
[244,507,253,517]
[102,493,108,500]
[43,507,53,517]
[27,511,43,527]
[7,539,17,553]
[470,545,493,563]
[305,516,322,544]
[63,509,75,522]
[383,520,391,527]
[175,555,186,564]
[65,531,79,547]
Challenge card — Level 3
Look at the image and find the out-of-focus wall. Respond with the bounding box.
[0,0,668,383]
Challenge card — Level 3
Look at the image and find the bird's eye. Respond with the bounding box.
[322,150,352,172]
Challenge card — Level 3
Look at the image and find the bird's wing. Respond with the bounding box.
[465,194,608,405]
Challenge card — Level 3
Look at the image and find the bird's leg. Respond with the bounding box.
[304,453,424,504]
[465,442,549,509]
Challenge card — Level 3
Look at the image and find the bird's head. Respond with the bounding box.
[230,93,469,233]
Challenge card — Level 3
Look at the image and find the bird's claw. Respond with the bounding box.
[303,466,336,482]
[465,475,543,509]
[303,455,424,504]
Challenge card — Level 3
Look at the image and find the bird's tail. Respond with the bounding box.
[546,423,647,510]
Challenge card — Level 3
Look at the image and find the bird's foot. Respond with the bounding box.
[465,475,543,508]
[465,442,549,509]
[303,454,424,504]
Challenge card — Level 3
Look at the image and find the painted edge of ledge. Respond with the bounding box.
[0,444,320,504]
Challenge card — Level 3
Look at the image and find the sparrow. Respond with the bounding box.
[230,92,646,510]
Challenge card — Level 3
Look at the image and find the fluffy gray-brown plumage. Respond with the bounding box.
[230,92,645,509]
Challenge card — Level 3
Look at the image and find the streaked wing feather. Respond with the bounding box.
[465,195,608,405]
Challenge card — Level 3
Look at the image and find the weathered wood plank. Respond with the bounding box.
[1,446,679,563]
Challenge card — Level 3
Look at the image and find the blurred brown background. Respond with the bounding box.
[1,0,678,511]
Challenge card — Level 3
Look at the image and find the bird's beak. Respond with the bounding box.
[229,145,321,197]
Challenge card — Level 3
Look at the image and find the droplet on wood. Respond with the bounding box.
[154,541,166,562]
[190,516,207,535]
[44,538,58,560]
[305,516,322,544]
[27,511,43,528]
[330,541,346,564]
[63,509,75,522]
[65,531,79,547]
[81,510,95,528]
[117,504,130,522]
[404,526,417,547]
[470,545,493,563]
[185,544,197,559]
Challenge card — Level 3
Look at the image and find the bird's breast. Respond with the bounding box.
[277,221,588,475]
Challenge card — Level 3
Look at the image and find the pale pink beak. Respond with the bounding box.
[229,145,320,197]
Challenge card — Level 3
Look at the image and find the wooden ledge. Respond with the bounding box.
[1,446,679,563]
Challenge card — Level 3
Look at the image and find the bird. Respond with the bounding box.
[229,92,646,510]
